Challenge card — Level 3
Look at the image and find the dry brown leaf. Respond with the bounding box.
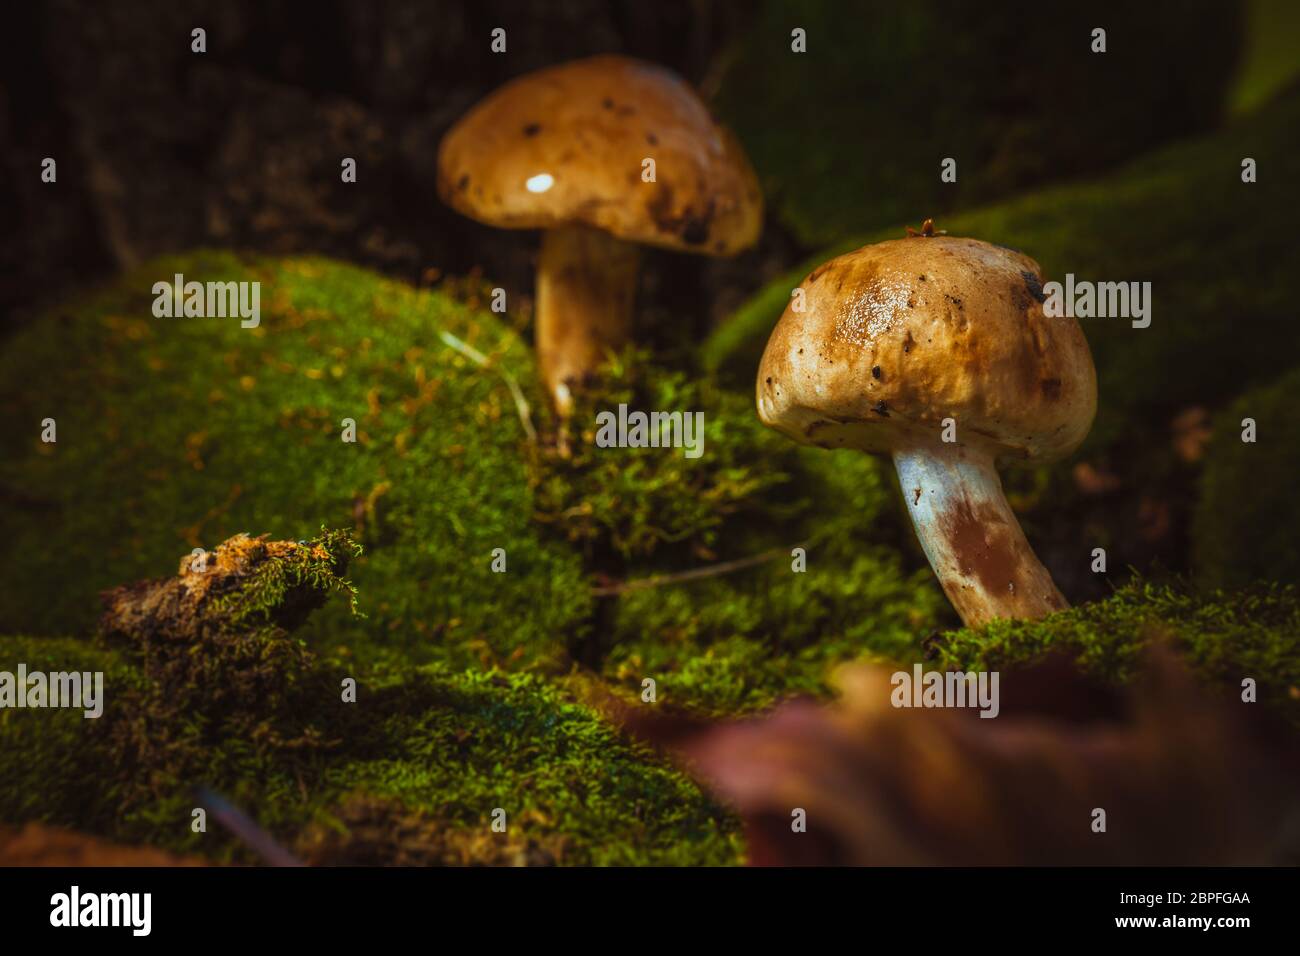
[630,651,1300,865]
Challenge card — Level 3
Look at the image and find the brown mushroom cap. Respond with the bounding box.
[757,236,1097,462]
[437,55,763,256]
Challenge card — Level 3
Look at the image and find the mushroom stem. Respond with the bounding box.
[893,442,1068,627]
[536,223,639,416]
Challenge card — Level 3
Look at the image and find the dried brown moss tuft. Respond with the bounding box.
[95,529,363,808]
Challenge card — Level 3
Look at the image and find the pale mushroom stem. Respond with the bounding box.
[536,223,639,417]
[893,441,1068,627]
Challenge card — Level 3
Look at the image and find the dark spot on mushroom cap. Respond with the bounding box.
[646,132,659,146]
[602,97,614,109]
[1010,282,1035,314]
[646,182,714,246]
[523,123,541,137]
[646,181,675,224]
[873,400,890,417]
[872,365,882,380]
[681,215,710,246]
[1041,377,1062,401]
[903,331,915,354]
[457,174,470,191]
[1021,270,1047,304]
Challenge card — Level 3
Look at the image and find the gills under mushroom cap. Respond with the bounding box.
[437,55,763,256]
[757,236,1097,463]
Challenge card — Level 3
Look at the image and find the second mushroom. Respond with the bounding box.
[756,225,1097,627]
[438,55,763,416]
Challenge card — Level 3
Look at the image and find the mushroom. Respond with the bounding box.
[438,55,763,415]
[756,224,1097,627]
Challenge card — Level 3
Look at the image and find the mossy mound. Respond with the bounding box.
[1194,368,1300,589]
[715,0,1239,247]
[95,529,368,811]
[929,581,1300,725]
[0,634,741,865]
[0,251,589,670]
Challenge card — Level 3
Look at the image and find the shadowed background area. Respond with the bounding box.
[0,0,1269,329]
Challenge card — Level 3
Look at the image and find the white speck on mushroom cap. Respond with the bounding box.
[525,173,555,193]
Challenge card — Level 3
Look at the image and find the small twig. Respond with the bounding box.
[437,329,538,445]
[592,537,817,597]
[193,787,304,867]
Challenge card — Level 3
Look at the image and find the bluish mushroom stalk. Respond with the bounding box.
[894,441,1069,627]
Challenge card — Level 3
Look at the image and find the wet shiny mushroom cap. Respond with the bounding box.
[757,236,1097,462]
[437,55,763,256]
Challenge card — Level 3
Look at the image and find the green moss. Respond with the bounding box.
[217,527,364,628]
[715,0,1239,247]
[528,351,949,711]
[2,529,739,864]
[0,637,141,829]
[531,350,791,561]
[598,446,949,713]
[0,252,590,670]
[1230,0,1300,115]
[1194,368,1300,589]
[0,634,741,865]
[929,581,1300,724]
[602,551,944,714]
[303,664,740,865]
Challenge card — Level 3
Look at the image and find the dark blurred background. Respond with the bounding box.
[0,0,755,331]
[0,0,1277,334]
